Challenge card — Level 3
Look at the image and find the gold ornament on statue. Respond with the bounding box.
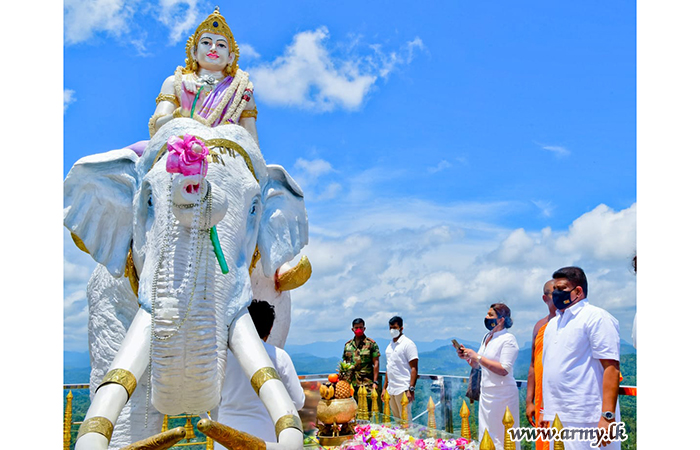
[184,7,240,77]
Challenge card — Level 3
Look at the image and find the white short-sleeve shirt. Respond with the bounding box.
[216,341,305,445]
[542,299,620,423]
[478,329,519,388]
[385,334,419,395]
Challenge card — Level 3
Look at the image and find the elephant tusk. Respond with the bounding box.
[275,255,312,292]
[71,232,90,254]
[118,427,187,450]
[125,250,140,297]
[197,418,266,450]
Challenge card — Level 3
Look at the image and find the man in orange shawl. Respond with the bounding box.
[526,280,557,449]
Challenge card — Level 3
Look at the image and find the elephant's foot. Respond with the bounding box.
[197,419,266,450]
[118,427,187,450]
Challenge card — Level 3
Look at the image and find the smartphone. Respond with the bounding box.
[451,339,461,350]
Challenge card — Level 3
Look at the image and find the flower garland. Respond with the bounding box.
[338,424,478,450]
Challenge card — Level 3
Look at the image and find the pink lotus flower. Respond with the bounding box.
[166,134,209,177]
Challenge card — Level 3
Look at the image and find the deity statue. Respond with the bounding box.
[148,7,259,144]
[64,8,313,449]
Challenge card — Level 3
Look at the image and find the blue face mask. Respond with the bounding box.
[484,318,498,330]
[552,289,575,310]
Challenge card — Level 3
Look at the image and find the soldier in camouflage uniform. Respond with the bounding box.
[342,318,381,408]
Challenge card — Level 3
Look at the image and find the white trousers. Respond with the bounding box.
[478,384,520,450]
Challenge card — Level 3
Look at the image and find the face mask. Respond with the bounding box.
[353,328,364,337]
[484,318,498,331]
[552,288,575,310]
[390,329,400,339]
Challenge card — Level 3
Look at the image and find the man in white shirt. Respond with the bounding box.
[382,316,419,423]
[542,267,621,450]
[216,300,306,446]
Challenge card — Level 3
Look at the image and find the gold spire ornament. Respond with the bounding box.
[427,397,437,438]
[184,416,196,440]
[357,385,369,421]
[63,391,73,450]
[479,429,496,450]
[552,414,565,450]
[400,392,409,428]
[184,7,240,77]
[502,406,516,450]
[382,390,392,424]
[370,388,379,423]
[460,400,471,439]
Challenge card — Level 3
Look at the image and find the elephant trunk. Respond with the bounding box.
[171,174,228,229]
[149,225,228,415]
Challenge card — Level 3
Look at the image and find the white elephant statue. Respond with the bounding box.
[64,118,310,449]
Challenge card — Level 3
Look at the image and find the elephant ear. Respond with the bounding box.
[258,164,309,278]
[64,149,139,277]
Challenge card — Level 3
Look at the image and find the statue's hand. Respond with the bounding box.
[183,78,203,94]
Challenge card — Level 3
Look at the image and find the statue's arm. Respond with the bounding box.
[149,75,178,137]
[239,91,259,146]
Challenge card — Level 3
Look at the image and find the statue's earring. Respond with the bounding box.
[192,60,198,72]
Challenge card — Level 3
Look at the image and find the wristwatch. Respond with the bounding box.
[477,355,482,364]
[602,411,615,421]
[372,380,379,385]
[408,386,415,392]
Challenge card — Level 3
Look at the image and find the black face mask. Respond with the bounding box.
[552,288,576,310]
[484,318,498,330]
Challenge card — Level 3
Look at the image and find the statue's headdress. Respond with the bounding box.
[184,7,239,77]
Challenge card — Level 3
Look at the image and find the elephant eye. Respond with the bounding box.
[148,195,153,207]
[250,204,256,215]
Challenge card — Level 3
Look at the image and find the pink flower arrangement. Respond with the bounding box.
[166,134,209,177]
[338,424,477,450]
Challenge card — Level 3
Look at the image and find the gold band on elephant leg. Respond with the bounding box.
[97,368,138,400]
[118,427,187,450]
[77,416,114,441]
[197,418,266,450]
[250,367,281,395]
[274,414,303,440]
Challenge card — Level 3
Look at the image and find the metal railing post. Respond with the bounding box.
[443,376,453,433]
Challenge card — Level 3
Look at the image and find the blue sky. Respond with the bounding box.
[63,1,637,352]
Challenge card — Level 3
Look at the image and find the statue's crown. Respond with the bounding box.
[184,7,240,74]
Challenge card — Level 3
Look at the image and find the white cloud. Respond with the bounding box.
[64,0,139,45]
[295,158,335,180]
[155,0,202,44]
[555,203,637,260]
[291,158,342,203]
[64,89,76,113]
[239,43,261,60]
[428,160,452,174]
[249,28,425,112]
[538,143,571,157]
[532,200,554,218]
[64,0,204,46]
[285,201,637,347]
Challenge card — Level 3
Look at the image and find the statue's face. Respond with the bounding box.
[194,32,233,72]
